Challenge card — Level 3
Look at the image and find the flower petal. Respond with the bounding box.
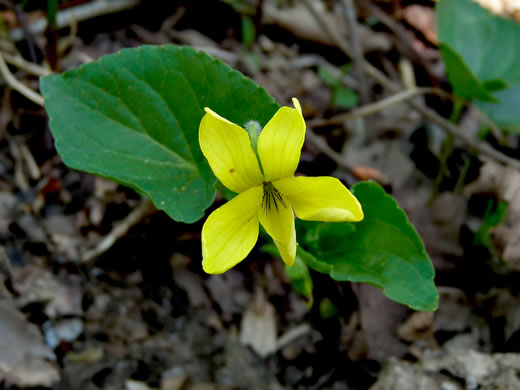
[199,108,264,193]
[257,98,306,182]
[258,189,296,266]
[274,176,364,222]
[202,185,263,274]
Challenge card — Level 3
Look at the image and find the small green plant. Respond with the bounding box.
[474,199,508,255]
[318,64,358,109]
[40,45,438,311]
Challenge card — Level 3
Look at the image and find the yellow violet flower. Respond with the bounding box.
[199,98,364,274]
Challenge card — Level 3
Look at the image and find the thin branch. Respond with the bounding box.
[408,99,520,169]
[9,0,140,41]
[309,87,445,127]
[303,0,520,170]
[81,199,156,263]
[2,52,51,77]
[302,0,352,56]
[0,52,44,106]
[341,0,369,104]
[305,130,355,174]
[359,2,438,82]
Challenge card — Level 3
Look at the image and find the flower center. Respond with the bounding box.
[262,182,287,213]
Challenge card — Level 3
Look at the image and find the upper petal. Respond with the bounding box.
[199,108,264,193]
[258,188,296,266]
[274,176,364,222]
[202,185,263,274]
[257,98,306,182]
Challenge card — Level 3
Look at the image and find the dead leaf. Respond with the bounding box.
[239,287,277,358]
[354,284,408,362]
[13,265,83,317]
[0,297,60,387]
[161,369,188,390]
[434,287,471,333]
[262,2,391,53]
[397,311,435,344]
[0,192,16,235]
[402,5,438,45]
[371,357,455,390]
[173,268,210,308]
[126,379,153,390]
[206,271,250,321]
[352,165,384,182]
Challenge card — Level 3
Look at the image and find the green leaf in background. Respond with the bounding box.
[438,44,496,102]
[437,0,520,84]
[300,182,438,311]
[285,248,314,305]
[437,0,520,132]
[319,298,338,319]
[474,199,508,250]
[317,65,358,109]
[317,65,340,87]
[41,45,279,223]
[476,85,520,134]
[241,15,256,48]
[332,87,358,109]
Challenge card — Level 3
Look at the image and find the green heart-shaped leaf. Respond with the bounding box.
[41,45,279,223]
[437,0,520,132]
[439,43,496,102]
[300,182,438,311]
[437,0,520,85]
[476,85,520,134]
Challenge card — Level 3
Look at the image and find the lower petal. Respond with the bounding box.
[272,236,296,267]
[258,189,296,266]
[202,185,263,274]
[274,176,364,222]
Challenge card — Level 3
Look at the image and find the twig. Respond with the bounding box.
[309,87,445,127]
[341,0,369,104]
[470,102,504,141]
[9,0,140,41]
[359,2,438,83]
[302,0,352,56]
[409,100,520,169]
[0,52,44,106]
[305,130,355,174]
[2,52,51,77]
[81,198,155,263]
[303,0,520,170]
[8,2,39,63]
[20,142,40,180]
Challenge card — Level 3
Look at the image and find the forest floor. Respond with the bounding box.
[2,1,520,389]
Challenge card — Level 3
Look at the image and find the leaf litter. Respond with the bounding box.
[1,1,520,389]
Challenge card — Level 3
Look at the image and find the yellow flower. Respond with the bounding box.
[199,98,364,274]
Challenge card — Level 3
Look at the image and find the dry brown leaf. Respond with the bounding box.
[173,268,210,308]
[239,287,277,357]
[397,311,435,344]
[0,297,60,387]
[352,165,384,182]
[402,5,438,45]
[161,373,188,390]
[262,2,391,52]
[354,284,408,362]
[13,265,83,317]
